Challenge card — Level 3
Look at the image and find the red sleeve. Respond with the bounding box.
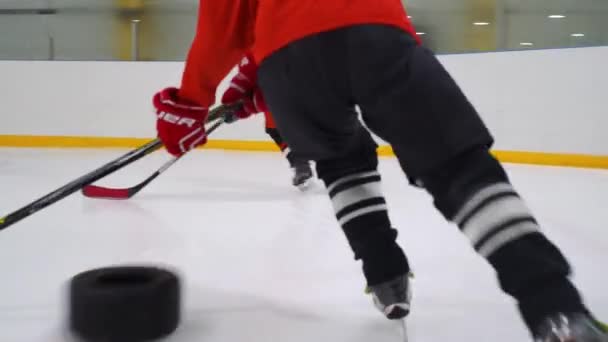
[178,0,256,107]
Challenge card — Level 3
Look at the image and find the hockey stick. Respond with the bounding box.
[81,117,225,200]
[0,139,161,230]
[0,104,238,230]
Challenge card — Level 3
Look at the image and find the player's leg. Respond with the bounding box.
[349,24,605,340]
[263,110,313,188]
[258,40,412,319]
[314,128,413,319]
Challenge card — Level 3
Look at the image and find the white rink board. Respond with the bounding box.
[1,46,607,155]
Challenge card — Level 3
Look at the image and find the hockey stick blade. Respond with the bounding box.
[81,118,225,200]
[0,105,238,229]
[81,186,131,199]
[0,139,162,230]
[81,156,178,200]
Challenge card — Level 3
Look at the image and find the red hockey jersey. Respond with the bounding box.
[179,0,417,108]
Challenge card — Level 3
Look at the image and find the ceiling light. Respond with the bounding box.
[548,14,566,19]
[473,22,490,26]
[520,42,534,46]
[416,32,426,35]
[571,33,585,37]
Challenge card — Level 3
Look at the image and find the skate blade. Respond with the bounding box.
[399,319,408,342]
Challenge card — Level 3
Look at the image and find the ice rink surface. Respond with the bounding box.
[0,147,607,341]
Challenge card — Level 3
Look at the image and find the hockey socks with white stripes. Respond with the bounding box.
[418,146,587,335]
[316,142,410,286]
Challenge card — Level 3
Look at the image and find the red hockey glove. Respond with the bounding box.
[221,54,268,122]
[153,87,209,156]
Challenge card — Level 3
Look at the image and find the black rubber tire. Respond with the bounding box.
[68,265,180,342]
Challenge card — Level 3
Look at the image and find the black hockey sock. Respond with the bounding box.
[265,127,307,168]
[419,146,586,334]
[325,169,409,285]
[265,127,286,150]
[317,137,409,286]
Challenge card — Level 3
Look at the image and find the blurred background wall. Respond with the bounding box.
[0,0,606,61]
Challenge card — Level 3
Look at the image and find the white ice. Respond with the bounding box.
[0,147,607,342]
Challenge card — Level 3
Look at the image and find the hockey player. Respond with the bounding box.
[220,53,314,189]
[151,1,607,340]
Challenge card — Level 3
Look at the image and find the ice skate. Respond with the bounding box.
[534,313,608,342]
[365,272,413,320]
[291,160,313,190]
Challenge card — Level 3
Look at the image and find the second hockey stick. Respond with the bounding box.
[82,117,225,200]
[0,104,237,229]
[0,139,161,231]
